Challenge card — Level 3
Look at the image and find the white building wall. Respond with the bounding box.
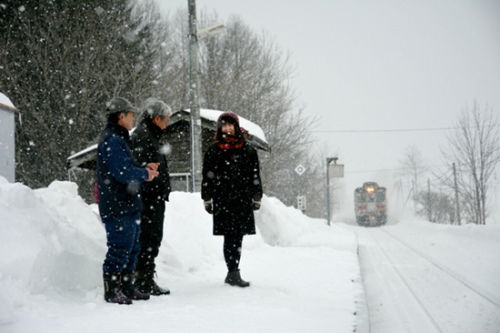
[0,109,15,182]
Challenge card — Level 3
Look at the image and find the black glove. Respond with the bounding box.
[252,200,261,211]
[204,200,213,214]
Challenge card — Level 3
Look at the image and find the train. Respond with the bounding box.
[354,182,387,226]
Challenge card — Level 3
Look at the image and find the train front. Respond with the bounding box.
[354,182,387,226]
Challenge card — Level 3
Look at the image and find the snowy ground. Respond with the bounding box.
[0,178,362,333]
[2,178,499,333]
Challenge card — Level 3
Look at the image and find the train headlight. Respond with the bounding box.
[366,186,375,193]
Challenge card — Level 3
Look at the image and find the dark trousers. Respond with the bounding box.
[136,197,165,273]
[102,212,141,273]
[223,234,243,272]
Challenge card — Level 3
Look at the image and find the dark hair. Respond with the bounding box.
[107,111,124,124]
[215,114,242,141]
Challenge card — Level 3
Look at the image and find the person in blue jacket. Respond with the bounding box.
[96,97,159,305]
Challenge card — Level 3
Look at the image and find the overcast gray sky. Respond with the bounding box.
[157,0,500,197]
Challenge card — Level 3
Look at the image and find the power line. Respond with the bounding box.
[312,127,457,134]
[346,167,405,174]
[313,124,500,134]
[345,163,460,175]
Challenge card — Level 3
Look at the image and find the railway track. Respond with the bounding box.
[369,230,444,333]
[353,225,500,333]
[380,228,500,309]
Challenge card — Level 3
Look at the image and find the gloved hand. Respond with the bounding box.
[204,200,213,214]
[252,200,261,211]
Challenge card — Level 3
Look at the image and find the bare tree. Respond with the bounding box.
[414,187,455,223]
[442,102,500,224]
[164,12,324,215]
[133,5,188,112]
[397,145,427,210]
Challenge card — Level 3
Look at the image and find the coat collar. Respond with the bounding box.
[106,121,130,143]
[142,118,164,140]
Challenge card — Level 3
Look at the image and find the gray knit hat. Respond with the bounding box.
[105,97,138,115]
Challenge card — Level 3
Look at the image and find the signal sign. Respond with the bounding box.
[297,195,307,211]
[295,164,306,176]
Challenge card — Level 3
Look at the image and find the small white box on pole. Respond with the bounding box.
[328,163,344,178]
[297,195,307,211]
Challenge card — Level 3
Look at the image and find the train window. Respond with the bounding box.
[376,192,385,201]
[360,192,375,202]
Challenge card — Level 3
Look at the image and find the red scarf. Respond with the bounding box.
[217,134,244,150]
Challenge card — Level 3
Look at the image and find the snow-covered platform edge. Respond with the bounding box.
[0,178,364,333]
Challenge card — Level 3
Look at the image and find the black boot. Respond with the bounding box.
[135,270,170,296]
[224,270,250,288]
[151,279,170,296]
[122,271,150,300]
[103,272,132,305]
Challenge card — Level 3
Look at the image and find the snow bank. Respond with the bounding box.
[0,177,361,332]
[256,195,357,251]
[0,180,105,326]
[0,180,104,292]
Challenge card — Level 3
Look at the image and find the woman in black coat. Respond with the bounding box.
[202,112,263,287]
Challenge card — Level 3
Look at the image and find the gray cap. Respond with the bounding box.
[105,97,138,115]
[142,97,172,119]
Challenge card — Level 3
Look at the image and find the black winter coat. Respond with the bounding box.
[202,141,263,235]
[131,119,171,202]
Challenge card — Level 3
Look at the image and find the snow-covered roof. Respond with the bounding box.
[67,144,98,161]
[0,92,19,113]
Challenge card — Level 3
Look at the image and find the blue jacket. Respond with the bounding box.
[96,122,148,219]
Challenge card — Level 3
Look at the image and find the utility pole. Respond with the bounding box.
[295,164,307,214]
[426,178,432,221]
[326,159,334,226]
[188,0,202,192]
[453,162,461,225]
[326,157,343,226]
